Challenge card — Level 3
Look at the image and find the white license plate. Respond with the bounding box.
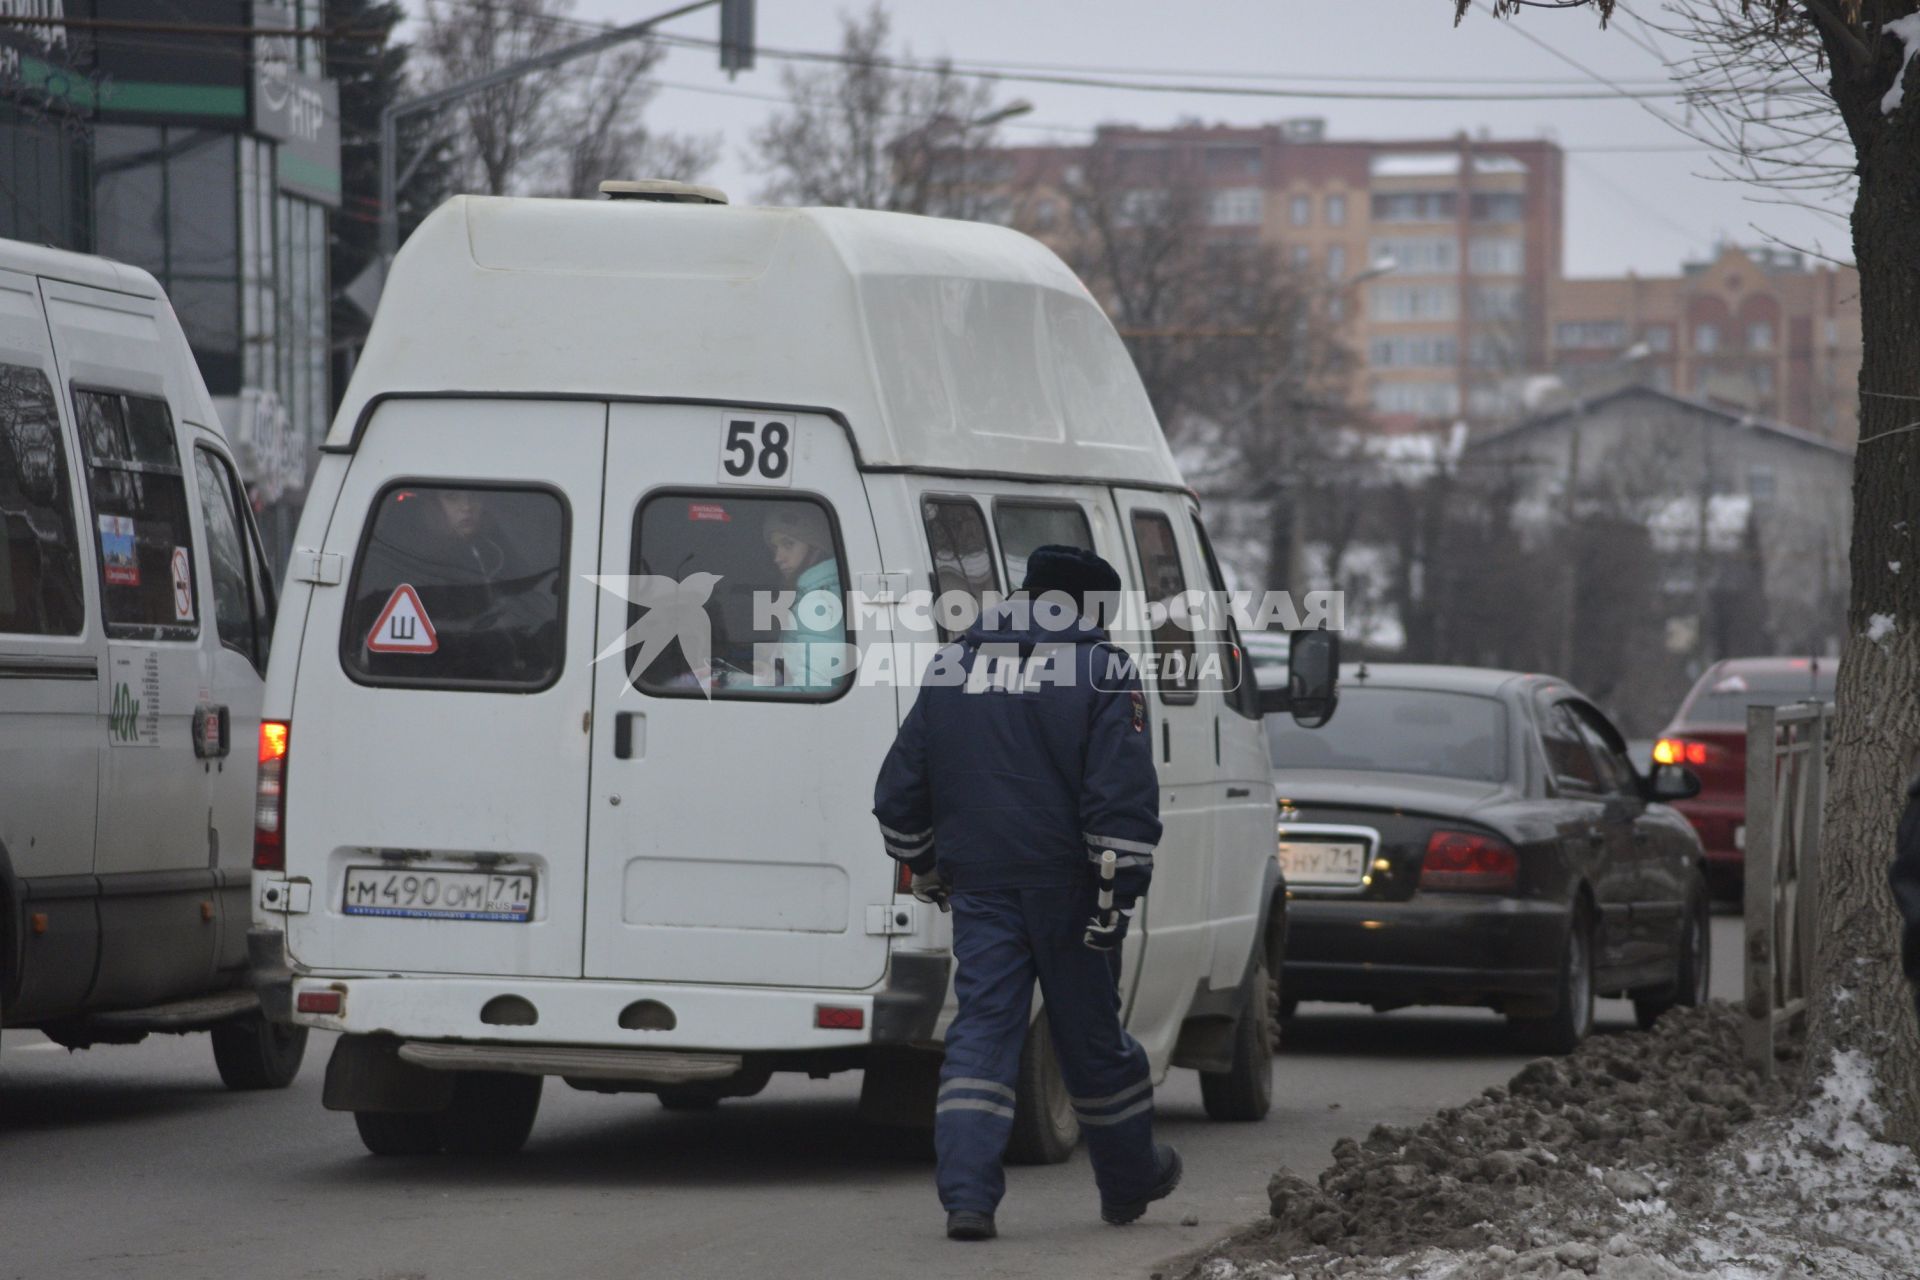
[342,867,534,922]
[1278,840,1370,887]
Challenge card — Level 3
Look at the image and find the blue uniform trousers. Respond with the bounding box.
[934,885,1158,1214]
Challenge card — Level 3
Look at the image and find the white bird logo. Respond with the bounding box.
[585,573,724,696]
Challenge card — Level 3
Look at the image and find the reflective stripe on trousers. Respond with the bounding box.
[935,884,1158,1214]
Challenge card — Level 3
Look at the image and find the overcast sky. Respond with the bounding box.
[433,0,1855,279]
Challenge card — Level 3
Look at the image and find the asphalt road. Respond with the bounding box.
[1,916,1742,1280]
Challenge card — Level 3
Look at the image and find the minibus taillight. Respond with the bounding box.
[254,721,290,871]
[895,861,913,895]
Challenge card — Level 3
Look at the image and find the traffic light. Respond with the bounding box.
[719,0,754,76]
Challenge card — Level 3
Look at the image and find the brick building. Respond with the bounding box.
[990,119,1565,432]
[1546,245,1860,445]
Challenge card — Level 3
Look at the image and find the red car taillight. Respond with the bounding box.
[896,861,913,894]
[1653,737,1714,767]
[1419,830,1519,893]
[254,721,289,871]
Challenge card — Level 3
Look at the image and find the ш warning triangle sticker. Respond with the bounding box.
[367,583,439,654]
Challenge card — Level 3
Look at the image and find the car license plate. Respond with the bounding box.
[1277,839,1369,888]
[342,867,534,922]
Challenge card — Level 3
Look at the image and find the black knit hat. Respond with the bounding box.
[1023,545,1121,617]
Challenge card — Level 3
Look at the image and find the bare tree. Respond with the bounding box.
[546,47,719,199]
[750,4,1013,217]
[416,0,715,200]
[1047,140,1355,593]
[1476,0,1920,1148]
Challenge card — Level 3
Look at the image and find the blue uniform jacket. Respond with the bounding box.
[872,606,1162,904]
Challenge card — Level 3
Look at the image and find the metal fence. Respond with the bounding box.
[1743,700,1833,1076]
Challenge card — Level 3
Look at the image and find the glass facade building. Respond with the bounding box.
[0,2,340,561]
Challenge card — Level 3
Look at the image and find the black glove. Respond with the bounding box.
[1083,904,1134,951]
[910,868,952,913]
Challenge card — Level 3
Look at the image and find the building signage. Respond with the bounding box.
[253,3,341,206]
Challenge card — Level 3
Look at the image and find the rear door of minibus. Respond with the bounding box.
[581,403,893,991]
[283,398,605,978]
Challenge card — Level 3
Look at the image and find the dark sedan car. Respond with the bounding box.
[1265,664,1710,1052]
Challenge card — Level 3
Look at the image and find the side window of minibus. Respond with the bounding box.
[1189,510,1261,720]
[629,491,850,700]
[0,363,86,636]
[921,496,999,642]
[193,446,266,673]
[1129,510,1198,705]
[73,388,199,641]
[992,500,1093,590]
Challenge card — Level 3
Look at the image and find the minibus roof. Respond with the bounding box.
[332,196,1185,489]
[0,238,165,298]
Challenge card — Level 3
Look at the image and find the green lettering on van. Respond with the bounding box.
[110,682,141,743]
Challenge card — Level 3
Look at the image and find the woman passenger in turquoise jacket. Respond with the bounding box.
[761,504,842,691]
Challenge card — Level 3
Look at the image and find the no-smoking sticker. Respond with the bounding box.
[367,583,439,654]
[170,546,194,621]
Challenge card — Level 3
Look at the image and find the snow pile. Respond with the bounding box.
[1882,14,1920,116]
[1183,1005,1920,1280]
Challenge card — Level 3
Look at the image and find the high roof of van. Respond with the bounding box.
[333,196,1185,490]
[0,237,165,298]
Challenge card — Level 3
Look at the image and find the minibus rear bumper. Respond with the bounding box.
[287,951,949,1054]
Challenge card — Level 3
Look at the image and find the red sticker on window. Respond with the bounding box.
[689,503,732,522]
[366,584,439,654]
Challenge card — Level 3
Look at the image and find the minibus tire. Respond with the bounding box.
[354,1110,444,1157]
[1005,1009,1078,1166]
[1199,947,1276,1121]
[211,1015,309,1090]
[437,1071,542,1156]
[657,1087,722,1111]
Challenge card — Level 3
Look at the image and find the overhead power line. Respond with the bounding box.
[417,0,1686,88]
[647,31,1783,103]
[0,15,371,39]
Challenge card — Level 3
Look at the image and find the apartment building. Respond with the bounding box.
[1547,245,1860,444]
[991,119,1565,432]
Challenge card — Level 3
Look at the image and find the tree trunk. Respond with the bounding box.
[1803,76,1920,1146]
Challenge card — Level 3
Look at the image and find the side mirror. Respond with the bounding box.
[1645,763,1701,803]
[1258,630,1340,727]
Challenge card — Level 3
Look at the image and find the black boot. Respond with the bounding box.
[1101,1144,1183,1225]
[947,1210,997,1241]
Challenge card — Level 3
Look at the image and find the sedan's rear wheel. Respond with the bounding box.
[1634,875,1711,1030]
[1511,905,1594,1055]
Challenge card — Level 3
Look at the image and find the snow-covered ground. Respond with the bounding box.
[1188,1007,1920,1280]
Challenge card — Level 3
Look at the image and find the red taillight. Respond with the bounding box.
[816,1005,864,1030]
[297,990,342,1016]
[1419,830,1519,893]
[254,720,289,871]
[1654,737,1713,767]
[896,861,913,894]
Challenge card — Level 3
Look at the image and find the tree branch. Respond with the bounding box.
[1799,0,1874,74]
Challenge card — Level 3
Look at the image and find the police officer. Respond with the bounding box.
[873,545,1181,1242]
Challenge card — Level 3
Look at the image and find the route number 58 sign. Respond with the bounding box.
[716,414,797,487]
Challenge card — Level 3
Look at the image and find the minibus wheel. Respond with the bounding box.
[657,1086,722,1110]
[1005,1009,1078,1165]
[212,1014,309,1090]
[1199,946,1276,1121]
[354,1110,443,1157]
[436,1071,542,1156]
